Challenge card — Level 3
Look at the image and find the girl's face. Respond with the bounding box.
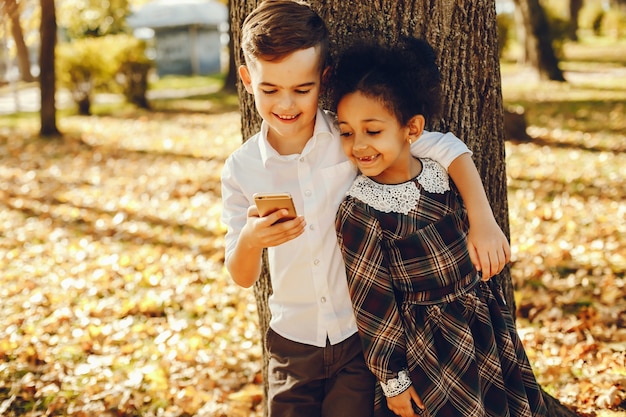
[337,91,418,184]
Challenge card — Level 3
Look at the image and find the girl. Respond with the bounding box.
[331,37,548,417]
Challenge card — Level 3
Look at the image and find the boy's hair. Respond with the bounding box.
[330,37,443,126]
[241,0,330,71]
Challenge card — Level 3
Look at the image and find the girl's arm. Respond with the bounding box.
[336,200,412,394]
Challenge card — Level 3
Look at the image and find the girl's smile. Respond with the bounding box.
[355,153,381,165]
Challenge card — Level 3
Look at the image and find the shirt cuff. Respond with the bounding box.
[380,369,412,397]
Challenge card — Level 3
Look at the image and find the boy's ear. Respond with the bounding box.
[407,115,425,143]
[238,65,254,93]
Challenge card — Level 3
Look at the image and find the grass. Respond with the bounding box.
[148,73,227,91]
[0,72,240,122]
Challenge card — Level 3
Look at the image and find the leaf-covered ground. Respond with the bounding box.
[1,41,625,416]
[1,107,624,416]
[507,134,626,415]
[501,46,626,415]
[0,113,265,416]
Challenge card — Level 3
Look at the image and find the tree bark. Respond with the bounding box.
[2,0,34,82]
[611,0,626,12]
[229,0,266,405]
[40,0,60,137]
[513,0,566,81]
[221,2,238,93]
[568,0,583,41]
[229,0,578,415]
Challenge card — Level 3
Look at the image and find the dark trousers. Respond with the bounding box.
[266,328,376,417]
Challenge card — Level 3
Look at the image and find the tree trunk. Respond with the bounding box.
[229,0,578,415]
[2,0,34,82]
[229,0,262,138]
[39,0,60,137]
[228,0,266,405]
[513,0,566,81]
[221,2,238,93]
[611,0,626,13]
[568,0,583,41]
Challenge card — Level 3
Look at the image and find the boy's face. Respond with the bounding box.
[239,47,323,154]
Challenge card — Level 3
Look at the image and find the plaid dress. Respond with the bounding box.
[335,159,547,417]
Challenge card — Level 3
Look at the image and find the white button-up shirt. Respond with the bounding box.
[221,109,469,347]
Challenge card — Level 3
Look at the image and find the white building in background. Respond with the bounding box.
[127,0,228,77]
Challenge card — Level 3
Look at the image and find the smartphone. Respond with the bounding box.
[253,192,298,223]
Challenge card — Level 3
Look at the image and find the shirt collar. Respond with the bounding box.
[259,108,335,166]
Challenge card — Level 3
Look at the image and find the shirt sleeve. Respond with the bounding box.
[220,156,250,263]
[410,131,471,169]
[335,199,409,385]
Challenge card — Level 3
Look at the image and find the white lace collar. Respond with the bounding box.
[346,159,450,214]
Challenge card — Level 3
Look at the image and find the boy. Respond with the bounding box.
[221,1,511,416]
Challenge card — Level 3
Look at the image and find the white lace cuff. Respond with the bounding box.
[379,369,412,397]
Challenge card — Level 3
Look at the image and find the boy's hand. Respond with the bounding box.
[386,386,424,417]
[244,205,306,248]
[467,217,511,280]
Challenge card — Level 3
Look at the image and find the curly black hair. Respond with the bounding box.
[329,37,443,127]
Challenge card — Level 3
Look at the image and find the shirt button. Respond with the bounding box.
[314,259,320,266]
[299,157,305,162]
[304,190,312,197]
[309,224,315,231]
[321,297,326,303]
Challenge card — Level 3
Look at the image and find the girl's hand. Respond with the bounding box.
[387,386,424,417]
[467,217,511,280]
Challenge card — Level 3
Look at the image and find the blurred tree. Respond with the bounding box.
[222,0,237,93]
[611,0,626,11]
[230,1,577,416]
[2,0,34,81]
[568,0,584,40]
[56,35,152,114]
[40,0,59,137]
[51,0,153,113]
[57,0,130,38]
[513,0,566,81]
[117,37,152,109]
